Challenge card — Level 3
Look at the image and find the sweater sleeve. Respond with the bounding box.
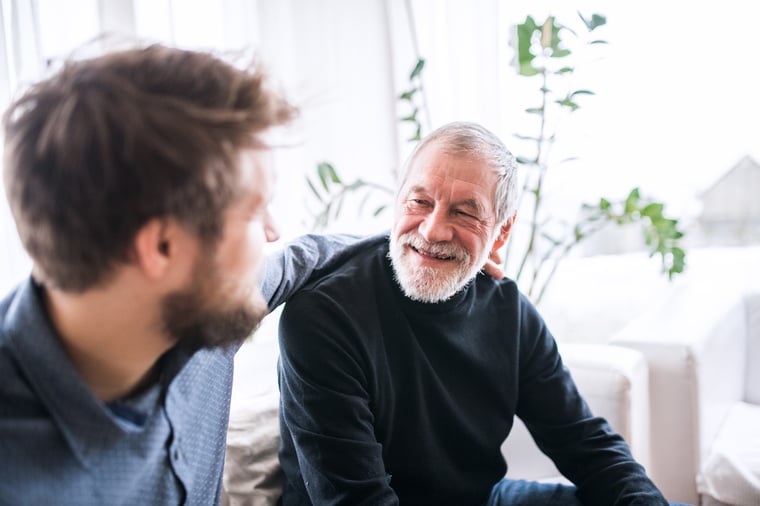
[277,289,398,506]
[514,295,668,506]
[260,233,385,310]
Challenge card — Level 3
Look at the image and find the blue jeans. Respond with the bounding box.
[484,479,581,505]
[484,479,695,505]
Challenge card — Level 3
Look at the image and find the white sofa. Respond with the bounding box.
[222,308,654,505]
[502,342,652,483]
[612,282,760,506]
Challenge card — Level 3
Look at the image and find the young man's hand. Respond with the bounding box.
[483,249,505,280]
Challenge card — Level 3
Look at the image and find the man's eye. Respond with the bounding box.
[455,210,475,219]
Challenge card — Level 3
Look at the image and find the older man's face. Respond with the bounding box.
[389,143,500,303]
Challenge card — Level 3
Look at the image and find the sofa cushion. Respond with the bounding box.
[221,390,282,506]
[697,402,760,506]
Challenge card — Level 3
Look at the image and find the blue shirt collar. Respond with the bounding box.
[2,278,190,467]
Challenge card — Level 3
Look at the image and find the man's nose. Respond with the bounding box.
[419,208,453,243]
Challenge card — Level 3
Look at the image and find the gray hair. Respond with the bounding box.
[398,121,518,225]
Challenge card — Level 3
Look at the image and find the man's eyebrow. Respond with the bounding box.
[406,185,428,196]
[454,198,485,215]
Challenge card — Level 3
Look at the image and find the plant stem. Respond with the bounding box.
[516,69,550,284]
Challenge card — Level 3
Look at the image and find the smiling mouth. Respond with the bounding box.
[410,245,456,261]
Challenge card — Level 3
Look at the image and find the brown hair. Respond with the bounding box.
[3,44,296,292]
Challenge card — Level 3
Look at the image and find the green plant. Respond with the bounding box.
[506,12,685,302]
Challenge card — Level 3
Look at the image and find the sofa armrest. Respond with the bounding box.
[503,343,650,481]
[610,283,749,504]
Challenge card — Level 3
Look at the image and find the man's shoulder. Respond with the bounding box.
[298,233,388,291]
[279,236,390,329]
[291,231,388,267]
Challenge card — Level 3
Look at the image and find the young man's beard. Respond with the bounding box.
[388,232,486,303]
[161,253,268,353]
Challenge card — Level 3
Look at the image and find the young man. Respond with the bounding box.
[0,44,364,505]
[277,122,678,505]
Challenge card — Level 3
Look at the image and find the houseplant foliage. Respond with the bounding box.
[305,12,686,303]
[507,12,685,302]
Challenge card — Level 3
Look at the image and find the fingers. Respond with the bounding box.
[483,259,505,280]
[484,248,505,280]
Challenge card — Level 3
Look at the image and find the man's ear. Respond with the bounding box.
[491,213,516,252]
[133,219,172,280]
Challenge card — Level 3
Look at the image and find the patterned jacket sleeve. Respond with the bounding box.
[260,232,385,309]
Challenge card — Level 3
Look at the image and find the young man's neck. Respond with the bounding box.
[42,279,174,402]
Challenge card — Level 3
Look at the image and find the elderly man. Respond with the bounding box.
[0,44,375,505]
[277,122,676,505]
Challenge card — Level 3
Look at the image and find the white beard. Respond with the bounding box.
[388,232,488,303]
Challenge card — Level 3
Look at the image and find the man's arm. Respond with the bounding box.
[260,233,379,309]
[261,231,505,310]
[277,290,397,505]
[515,296,668,505]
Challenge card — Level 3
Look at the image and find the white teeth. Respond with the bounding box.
[414,246,453,260]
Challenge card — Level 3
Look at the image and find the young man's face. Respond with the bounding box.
[389,142,500,303]
[162,149,278,351]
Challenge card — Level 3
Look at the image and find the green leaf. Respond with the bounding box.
[373,205,387,217]
[589,40,608,45]
[525,107,544,114]
[399,89,416,101]
[599,198,611,211]
[579,12,607,31]
[306,177,323,203]
[408,124,422,142]
[570,89,595,97]
[624,188,641,213]
[328,165,341,184]
[515,16,540,76]
[319,161,341,184]
[516,156,537,165]
[400,108,418,122]
[409,58,425,80]
[556,66,574,74]
[640,202,664,218]
[555,98,579,110]
[317,163,329,191]
[589,14,607,30]
[669,247,686,277]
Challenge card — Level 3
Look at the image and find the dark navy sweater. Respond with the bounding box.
[278,235,667,505]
